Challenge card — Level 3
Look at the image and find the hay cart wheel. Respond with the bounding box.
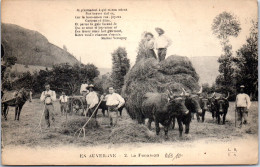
[71,98,84,115]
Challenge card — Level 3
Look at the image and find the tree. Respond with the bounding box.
[211,12,241,98]
[50,63,100,95]
[234,21,258,100]
[111,47,130,93]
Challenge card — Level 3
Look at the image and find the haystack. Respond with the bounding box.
[122,55,199,120]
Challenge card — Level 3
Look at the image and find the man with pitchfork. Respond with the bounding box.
[40,83,56,128]
[85,84,99,118]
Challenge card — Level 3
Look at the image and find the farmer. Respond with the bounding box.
[154,27,172,61]
[106,87,125,127]
[85,84,99,118]
[144,32,157,59]
[235,85,251,127]
[59,91,68,116]
[80,83,89,97]
[40,83,56,128]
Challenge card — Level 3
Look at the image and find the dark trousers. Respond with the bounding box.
[147,49,157,59]
[108,105,118,126]
[60,103,67,115]
[45,104,55,127]
[237,107,248,125]
[157,48,167,61]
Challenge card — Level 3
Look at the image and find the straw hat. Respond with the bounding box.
[155,27,165,34]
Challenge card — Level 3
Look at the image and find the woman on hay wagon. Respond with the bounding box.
[144,32,157,59]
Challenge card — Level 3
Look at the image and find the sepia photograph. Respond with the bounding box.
[1,0,258,165]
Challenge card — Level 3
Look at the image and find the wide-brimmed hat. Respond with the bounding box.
[155,27,165,34]
[145,32,154,37]
[87,84,94,89]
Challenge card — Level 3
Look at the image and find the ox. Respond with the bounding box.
[207,92,217,120]
[215,93,229,124]
[142,92,189,139]
[172,88,202,137]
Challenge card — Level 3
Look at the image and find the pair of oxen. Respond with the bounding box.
[138,87,229,139]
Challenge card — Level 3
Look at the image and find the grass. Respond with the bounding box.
[1,100,258,148]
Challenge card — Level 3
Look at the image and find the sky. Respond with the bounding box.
[1,0,258,68]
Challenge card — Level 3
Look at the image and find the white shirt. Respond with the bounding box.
[40,90,56,104]
[236,93,251,109]
[80,84,88,94]
[86,91,99,109]
[155,35,172,49]
[106,93,125,108]
[59,95,68,103]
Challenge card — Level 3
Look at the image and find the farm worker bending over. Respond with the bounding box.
[59,91,68,116]
[106,87,125,127]
[155,27,172,62]
[85,84,99,118]
[40,83,56,128]
[235,85,251,127]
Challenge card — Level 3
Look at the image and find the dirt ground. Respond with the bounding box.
[1,100,258,148]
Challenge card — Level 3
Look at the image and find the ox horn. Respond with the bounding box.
[224,92,230,100]
[197,86,202,94]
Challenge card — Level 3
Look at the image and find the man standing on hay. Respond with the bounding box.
[106,87,125,127]
[40,83,57,128]
[235,85,251,128]
[85,84,99,118]
[155,27,172,61]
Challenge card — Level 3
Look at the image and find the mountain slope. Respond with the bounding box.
[189,56,219,85]
[1,23,79,67]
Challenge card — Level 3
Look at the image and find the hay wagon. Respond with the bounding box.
[68,95,87,115]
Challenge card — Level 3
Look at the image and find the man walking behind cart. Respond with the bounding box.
[40,83,57,128]
[106,87,125,127]
[235,85,251,128]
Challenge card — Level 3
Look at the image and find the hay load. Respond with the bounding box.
[122,55,200,121]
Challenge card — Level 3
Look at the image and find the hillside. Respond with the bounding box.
[1,23,79,67]
[189,56,219,85]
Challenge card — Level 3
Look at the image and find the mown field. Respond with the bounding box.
[1,100,258,148]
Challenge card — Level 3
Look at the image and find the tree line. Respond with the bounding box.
[205,12,258,100]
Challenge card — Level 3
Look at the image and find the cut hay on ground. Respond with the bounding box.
[59,116,99,135]
[122,55,200,120]
[109,119,157,143]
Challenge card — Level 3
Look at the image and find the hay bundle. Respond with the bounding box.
[59,116,99,135]
[122,55,200,120]
[109,119,157,143]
